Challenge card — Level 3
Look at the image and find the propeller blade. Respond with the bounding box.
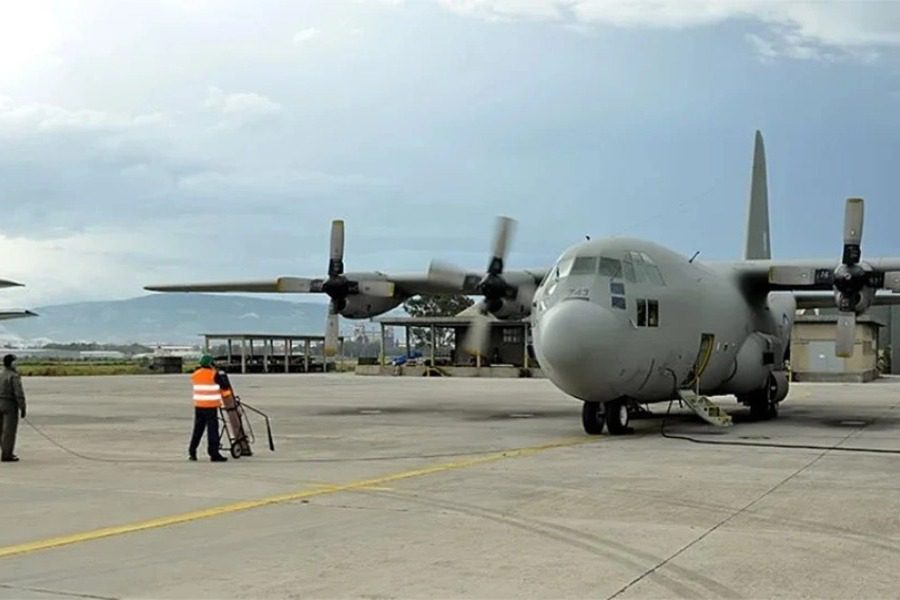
[488,216,516,275]
[275,277,320,293]
[359,280,395,298]
[883,271,900,292]
[329,220,345,275]
[769,266,816,286]
[324,304,340,356]
[842,198,864,264]
[462,308,492,357]
[835,312,856,358]
[427,260,468,289]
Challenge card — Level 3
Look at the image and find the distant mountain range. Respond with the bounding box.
[0,294,332,345]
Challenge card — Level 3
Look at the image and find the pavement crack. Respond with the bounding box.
[606,428,860,600]
[0,583,118,600]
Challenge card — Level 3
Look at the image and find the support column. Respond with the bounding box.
[285,339,291,373]
[240,338,247,374]
[227,339,233,364]
[429,325,436,373]
[405,326,411,358]
[304,339,311,372]
[263,339,269,373]
[523,324,530,369]
[380,323,386,367]
[204,336,210,354]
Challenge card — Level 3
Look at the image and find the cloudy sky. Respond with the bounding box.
[2,0,900,306]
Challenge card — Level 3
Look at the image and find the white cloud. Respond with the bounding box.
[292,26,319,44]
[0,228,187,306]
[204,86,282,125]
[431,1,900,60]
[0,96,166,135]
[745,33,777,61]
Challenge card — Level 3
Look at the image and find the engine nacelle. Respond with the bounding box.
[340,295,403,319]
[490,297,531,320]
[720,332,780,395]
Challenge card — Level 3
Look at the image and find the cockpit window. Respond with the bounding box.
[598,258,622,278]
[627,251,665,286]
[556,257,575,279]
[570,256,598,275]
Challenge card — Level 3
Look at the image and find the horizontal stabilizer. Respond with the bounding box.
[0,279,24,289]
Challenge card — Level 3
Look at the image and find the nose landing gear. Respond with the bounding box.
[581,398,634,435]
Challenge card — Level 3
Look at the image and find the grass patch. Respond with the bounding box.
[17,361,154,377]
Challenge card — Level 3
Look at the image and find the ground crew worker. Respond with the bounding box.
[188,354,228,462]
[0,354,26,463]
[218,367,252,457]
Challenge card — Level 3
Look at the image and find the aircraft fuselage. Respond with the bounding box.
[532,237,793,406]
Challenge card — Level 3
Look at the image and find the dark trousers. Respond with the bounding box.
[189,407,221,457]
[0,402,18,459]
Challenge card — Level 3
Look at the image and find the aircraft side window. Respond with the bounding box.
[648,300,659,327]
[611,296,626,310]
[609,281,625,295]
[598,257,622,278]
[570,256,598,275]
[637,299,647,326]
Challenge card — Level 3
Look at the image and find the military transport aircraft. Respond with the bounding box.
[0,279,36,320]
[146,132,900,435]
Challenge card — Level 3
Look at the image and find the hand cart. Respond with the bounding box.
[219,395,275,459]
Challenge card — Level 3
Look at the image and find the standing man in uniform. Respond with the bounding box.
[0,354,26,463]
[188,354,228,462]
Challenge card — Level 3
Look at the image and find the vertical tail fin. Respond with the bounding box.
[744,130,771,260]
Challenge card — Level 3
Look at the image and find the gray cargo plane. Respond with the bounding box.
[146,132,900,435]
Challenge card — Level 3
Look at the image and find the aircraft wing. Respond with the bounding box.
[0,309,37,321]
[392,268,549,297]
[794,291,900,309]
[716,259,900,293]
[145,277,324,294]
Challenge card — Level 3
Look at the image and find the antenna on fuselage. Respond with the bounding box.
[689,251,700,263]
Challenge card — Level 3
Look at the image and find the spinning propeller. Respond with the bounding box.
[428,217,533,357]
[771,198,900,357]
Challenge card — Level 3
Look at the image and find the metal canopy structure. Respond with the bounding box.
[201,333,344,374]
[374,316,532,369]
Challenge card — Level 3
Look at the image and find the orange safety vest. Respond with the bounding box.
[191,367,222,408]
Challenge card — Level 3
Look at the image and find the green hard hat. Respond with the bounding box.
[199,354,214,367]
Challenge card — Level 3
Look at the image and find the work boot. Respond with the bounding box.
[210,455,228,462]
[188,454,197,461]
[2,455,19,462]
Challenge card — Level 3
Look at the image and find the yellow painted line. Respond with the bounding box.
[0,437,593,560]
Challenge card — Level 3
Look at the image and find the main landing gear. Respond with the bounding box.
[581,399,633,436]
[740,375,781,421]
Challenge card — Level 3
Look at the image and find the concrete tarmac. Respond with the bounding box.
[0,374,898,599]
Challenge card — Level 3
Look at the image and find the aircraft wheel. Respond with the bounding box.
[747,391,778,421]
[605,399,632,435]
[581,401,605,435]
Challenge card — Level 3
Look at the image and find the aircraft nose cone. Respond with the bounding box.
[535,300,624,400]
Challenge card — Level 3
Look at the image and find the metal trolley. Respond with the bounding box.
[218,396,275,459]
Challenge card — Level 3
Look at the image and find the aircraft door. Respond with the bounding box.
[682,333,715,390]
